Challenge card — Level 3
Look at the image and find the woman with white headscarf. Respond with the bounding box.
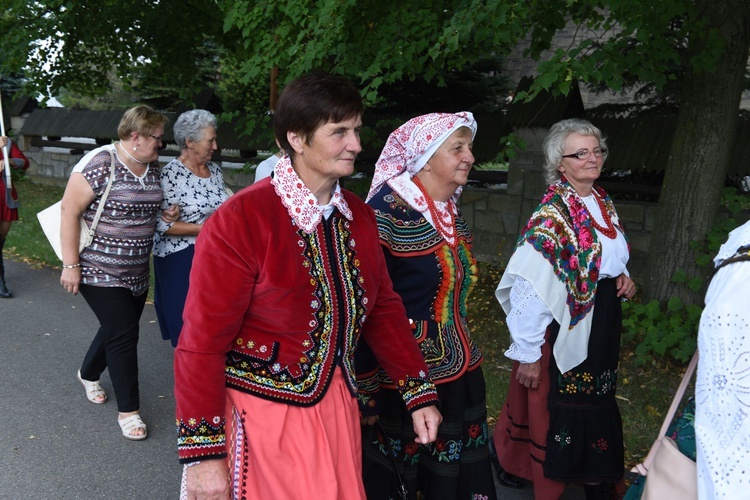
[357,112,497,500]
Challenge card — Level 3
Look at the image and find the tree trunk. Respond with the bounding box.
[644,0,750,304]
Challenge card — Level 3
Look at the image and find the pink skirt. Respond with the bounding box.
[226,368,366,499]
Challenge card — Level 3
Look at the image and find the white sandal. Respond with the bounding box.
[118,414,148,441]
[77,370,107,404]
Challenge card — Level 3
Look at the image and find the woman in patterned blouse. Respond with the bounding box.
[493,119,636,499]
[60,105,177,441]
[153,109,230,347]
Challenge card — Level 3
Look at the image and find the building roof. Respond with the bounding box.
[505,76,585,129]
[20,108,274,152]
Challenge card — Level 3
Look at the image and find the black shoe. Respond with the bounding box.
[583,483,614,500]
[0,280,11,298]
[488,437,524,489]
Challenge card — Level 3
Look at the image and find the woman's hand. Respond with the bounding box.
[516,360,541,389]
[162,204,180,223]
[411,405,442,444]
[360,415,378,426]
[185,460,231,500]
[60,267,82,296]
[615,273,636,300]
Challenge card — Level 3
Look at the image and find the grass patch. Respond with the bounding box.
[5,177,157,301]
[5,178,64,267]
[8,177,687,469]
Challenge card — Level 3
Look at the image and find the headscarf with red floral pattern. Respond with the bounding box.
[366,112,477,203]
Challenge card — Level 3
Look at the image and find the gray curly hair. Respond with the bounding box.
[173,109,217,149]
[542,118,608,184]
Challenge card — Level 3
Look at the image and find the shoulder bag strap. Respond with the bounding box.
[374,420,408,500]
[656,351,698,440]
[639,351,698,473]
[84,149,116,246]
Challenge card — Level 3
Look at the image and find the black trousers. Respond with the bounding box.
[79,284,147,412]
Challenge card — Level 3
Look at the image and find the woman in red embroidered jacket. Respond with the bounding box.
[0,135,29,298]
[357,112,497,499]
[493,119,637,500]
[174,72,441,500]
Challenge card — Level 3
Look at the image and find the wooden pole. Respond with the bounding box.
[0,91,19,208]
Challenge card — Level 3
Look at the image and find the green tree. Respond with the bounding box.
[0,0,228,107]
[3,0,748,307]
[515,0,750,305]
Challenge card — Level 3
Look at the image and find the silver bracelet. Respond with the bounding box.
[62,263,81,269]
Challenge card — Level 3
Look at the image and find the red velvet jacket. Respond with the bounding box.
[174,180,438,463]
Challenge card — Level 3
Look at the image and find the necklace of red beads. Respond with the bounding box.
[589,191,617,239]
[413,176,457,245]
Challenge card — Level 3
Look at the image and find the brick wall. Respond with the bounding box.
[21,142,703,285]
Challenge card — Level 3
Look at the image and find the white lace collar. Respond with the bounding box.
[270,155,353,233]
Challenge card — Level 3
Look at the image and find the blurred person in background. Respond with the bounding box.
[0,135,29,298]
[153,109,230,347]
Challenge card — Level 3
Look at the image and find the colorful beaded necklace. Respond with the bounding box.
[413,176,457,245]
[590,191,617,239]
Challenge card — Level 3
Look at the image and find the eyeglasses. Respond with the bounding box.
[562,148,608,160]
[147,134,163,143]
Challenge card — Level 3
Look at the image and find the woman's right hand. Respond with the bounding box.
[60,267,82,296]
[516,360,542,389]
[162,204,180,223]
[185,460,231,500]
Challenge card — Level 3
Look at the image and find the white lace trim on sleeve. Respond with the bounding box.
[504,277,553,363]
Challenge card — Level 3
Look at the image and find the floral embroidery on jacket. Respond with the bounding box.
[177,416,226,461]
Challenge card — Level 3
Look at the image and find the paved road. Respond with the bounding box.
[0,259,585,499]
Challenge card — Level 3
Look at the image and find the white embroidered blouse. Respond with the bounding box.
[503,193,630,364]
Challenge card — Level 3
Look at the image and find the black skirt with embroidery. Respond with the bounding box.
[361,366,497,500]
[544,277,624,482]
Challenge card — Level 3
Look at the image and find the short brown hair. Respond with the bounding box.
[117,105,169,140]
[274,72,364,160]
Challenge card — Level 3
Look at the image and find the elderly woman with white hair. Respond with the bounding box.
[357,112,497,500]
[153,109,230,347]
[492,118,636,500]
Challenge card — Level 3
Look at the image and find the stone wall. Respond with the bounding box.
[24,143,660,284]
[459,149,656,285]
[23,145,255,192]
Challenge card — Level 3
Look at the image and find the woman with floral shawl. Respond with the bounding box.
[493,118,636,500]
[357,112,497,499]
